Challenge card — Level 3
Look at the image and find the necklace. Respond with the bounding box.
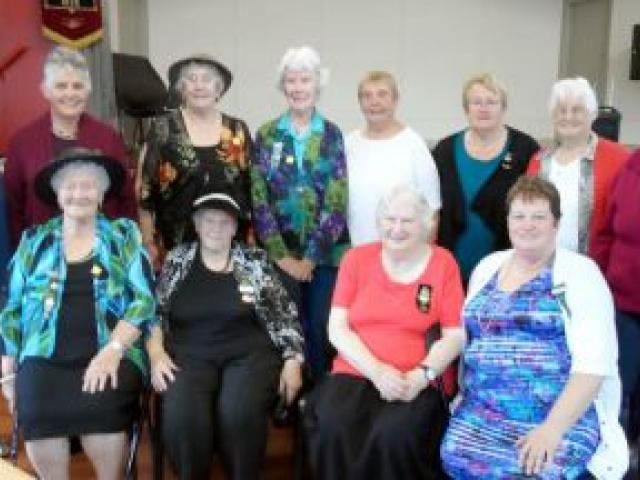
[52,123,77,140]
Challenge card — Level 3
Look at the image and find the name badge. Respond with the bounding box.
[270,142,283,170]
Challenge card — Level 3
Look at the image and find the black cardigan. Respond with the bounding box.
[432,126,540,252]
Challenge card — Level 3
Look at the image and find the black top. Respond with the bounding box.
[432,126,540,253]
[53,257,98,365]
[168,252,271,362]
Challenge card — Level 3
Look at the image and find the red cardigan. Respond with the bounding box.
[591,149,640,314]
[5,112,138,248]
[526,137,629,256]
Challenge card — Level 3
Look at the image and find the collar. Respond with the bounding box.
[276,110,324,137]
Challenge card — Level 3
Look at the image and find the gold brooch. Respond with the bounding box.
[91,264,103,277]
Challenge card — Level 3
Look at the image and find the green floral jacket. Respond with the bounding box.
[0,215,156,374]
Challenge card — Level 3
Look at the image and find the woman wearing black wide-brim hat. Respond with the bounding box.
[0,147,156,479]
[137,54,254,269]
[146,179,305,479]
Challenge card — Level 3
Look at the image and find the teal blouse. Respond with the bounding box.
[0,215,156,374]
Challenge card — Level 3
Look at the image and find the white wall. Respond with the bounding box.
[607,0,640,145]
[145,0,564,142]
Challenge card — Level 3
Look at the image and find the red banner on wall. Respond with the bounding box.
[41,0,103,49]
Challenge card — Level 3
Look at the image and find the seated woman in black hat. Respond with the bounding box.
[137,54,253,268]
[0,147,156,480]
[146,180,305,480]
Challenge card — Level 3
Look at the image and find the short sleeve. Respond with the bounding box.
[438,250,464,328]
[416,144,442,211]
[331,247,359,308]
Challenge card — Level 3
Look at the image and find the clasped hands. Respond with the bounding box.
[371,363,431,403]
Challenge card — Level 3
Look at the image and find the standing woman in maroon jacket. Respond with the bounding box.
[592,148,640,442]
[5,45,137,248]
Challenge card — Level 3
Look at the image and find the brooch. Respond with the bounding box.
[501,152,513,170]
[239,280,256,303]
[416,284,432,313]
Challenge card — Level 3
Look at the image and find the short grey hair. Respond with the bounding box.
[276,46,329,93]
[548,77,598,119]
[375,184,434,242]
[174,61,225,102]
[42,45,92,93]
[51,162,110,200]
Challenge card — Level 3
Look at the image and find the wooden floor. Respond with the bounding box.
[0,398,298,479]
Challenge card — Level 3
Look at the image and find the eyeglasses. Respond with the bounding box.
[468,98,501,108]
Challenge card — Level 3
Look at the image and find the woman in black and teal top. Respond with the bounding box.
[433,73,539,283]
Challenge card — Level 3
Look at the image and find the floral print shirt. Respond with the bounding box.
[156,242,304,360]
[140,109,253,250]
[0,215,156,375]
[251,111,349,266]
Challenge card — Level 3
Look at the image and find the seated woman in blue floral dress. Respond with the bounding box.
[441,176,628,479]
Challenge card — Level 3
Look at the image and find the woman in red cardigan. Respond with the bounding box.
[526,77,629,257]
[591,148,640,442]
[5,45,137,248]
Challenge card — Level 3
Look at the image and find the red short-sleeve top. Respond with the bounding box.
[331,242,464,380]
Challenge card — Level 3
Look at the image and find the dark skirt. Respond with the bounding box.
[16,357,142,440]
[305,373,448,480]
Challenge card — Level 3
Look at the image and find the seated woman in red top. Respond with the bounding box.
[305,184,465,479]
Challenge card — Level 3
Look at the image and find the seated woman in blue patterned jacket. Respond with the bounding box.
[0,148,156,480]
[146,180,305,480]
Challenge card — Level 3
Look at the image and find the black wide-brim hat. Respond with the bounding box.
[167,55,233,97]
[34,149,126,207]
[192,181,246,221]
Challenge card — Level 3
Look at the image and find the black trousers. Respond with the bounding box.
[161,348,281,480]
[305,374,448,480]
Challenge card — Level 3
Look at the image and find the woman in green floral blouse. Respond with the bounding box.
[0,148,156,480]
[138,54,252,266]
[251,46,349,377]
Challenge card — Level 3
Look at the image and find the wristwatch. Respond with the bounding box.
[419,364,438,382]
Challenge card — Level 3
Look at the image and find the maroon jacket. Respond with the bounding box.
[591,149,640,314]
[5,112,138,248]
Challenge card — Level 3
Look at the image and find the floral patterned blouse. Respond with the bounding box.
[156,242,305,360]
[251,111,349,267]
[140,109,253,251]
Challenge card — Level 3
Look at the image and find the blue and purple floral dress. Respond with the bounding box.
[441,267,600,479]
